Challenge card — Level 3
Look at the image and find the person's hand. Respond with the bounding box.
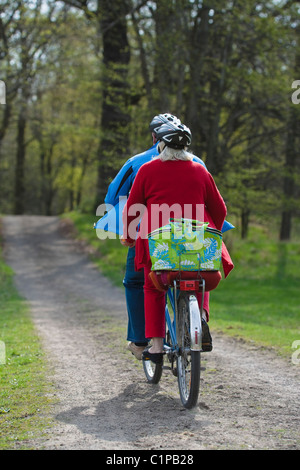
[120,236,135,248]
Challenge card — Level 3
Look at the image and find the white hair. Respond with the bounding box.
[157,142,193,161]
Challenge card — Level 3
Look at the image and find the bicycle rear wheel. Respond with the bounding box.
[177,295,201,408]
[143,357,163,384]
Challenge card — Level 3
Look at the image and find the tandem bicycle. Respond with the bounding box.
[142,267,221,409]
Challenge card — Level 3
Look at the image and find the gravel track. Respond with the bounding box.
[2,215,299,450]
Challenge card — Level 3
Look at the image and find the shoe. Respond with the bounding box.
[127,342,146,360]
[201,319,213,352]
[142,348,164,364]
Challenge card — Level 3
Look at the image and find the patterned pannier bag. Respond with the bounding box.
[148,218,222,272]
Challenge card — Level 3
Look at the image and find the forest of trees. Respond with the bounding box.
[0,0,300,239]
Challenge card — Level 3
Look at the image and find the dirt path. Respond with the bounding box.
[2,215,300,450]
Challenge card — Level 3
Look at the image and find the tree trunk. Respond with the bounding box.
[279,107,298,240]
[280,210,292,241]
[206,33,232,175]
[241,207,250,239]
[95,0,131,205]
[279,25,300,240]
[14,103,27,214]
[0,102,11,152]
[152,0,176,111]
[131,11,153,111]
[186,1,210,157]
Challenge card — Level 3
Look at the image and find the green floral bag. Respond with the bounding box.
[148,218,222,271]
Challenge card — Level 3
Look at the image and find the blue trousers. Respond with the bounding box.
[123,246,148,344]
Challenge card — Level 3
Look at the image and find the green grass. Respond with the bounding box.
[210,226,300,357]
[0,227,55,449]
[66,212,300,360]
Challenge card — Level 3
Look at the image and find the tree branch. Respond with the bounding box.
[60,0,97,20]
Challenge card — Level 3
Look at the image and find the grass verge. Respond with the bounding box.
[65,211,300,361]
[0,222,55,450]
[211,226,300,358]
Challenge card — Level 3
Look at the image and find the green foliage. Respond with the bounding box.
[0,1,299,237]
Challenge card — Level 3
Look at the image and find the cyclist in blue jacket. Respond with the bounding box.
[104,113,207,360]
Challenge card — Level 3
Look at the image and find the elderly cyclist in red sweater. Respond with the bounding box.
[122,121,233,364]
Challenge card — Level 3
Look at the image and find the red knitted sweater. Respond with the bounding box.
[123,158,233,277]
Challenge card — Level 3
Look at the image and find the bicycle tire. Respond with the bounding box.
[143,358,163,384]
[177,295,201,408]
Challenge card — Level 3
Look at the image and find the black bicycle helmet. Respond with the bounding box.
[155,121,192,149]
[149,113,180,136]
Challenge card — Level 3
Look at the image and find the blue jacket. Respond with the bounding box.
[104,144,206,207]
[96,144,233,234]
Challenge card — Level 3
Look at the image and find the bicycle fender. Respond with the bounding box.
[189,295,202,351]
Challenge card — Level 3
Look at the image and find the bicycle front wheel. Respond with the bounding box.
[143,358,163,384]
[177,295,201,409]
